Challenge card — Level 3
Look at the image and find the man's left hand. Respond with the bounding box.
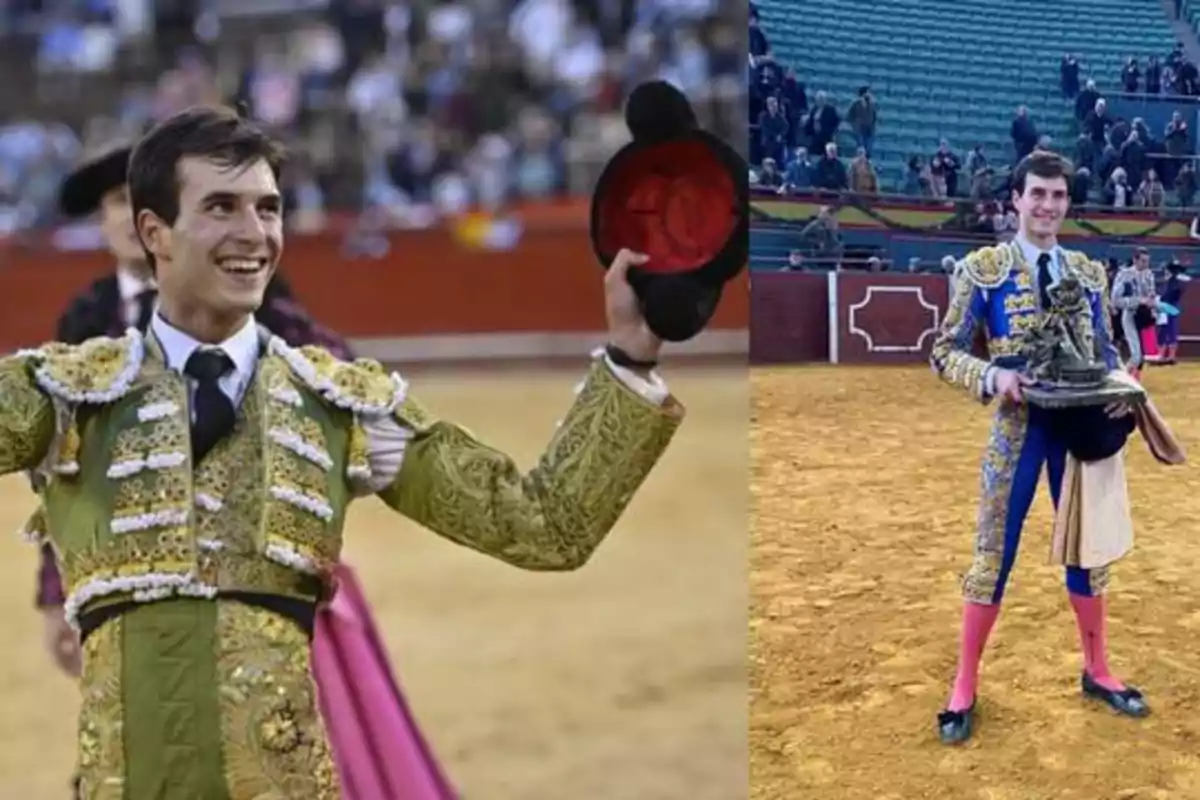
[605,248,662,363]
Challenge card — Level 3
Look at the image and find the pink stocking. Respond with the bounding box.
[1069,593,1125,692]
[948,601,1001,711]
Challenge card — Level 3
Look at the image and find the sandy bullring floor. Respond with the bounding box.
[751,364,1200,800]
[0,365,747,800]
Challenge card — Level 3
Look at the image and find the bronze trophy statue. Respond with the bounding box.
[1021,276,1146,409]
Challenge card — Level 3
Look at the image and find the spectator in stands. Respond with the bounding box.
[1075,79,1100,122]
[1121,57,1141,93]
[1060,54,1080,98]
[1162,63,1177,95]
[1175,160,1197,206]
[799,207,843,269]
[1110,116,1131,150]
[782,249,805,271]
[749,12,768,58]
[782,146,812,193]
[849,147,877,194]
[930,139,961,198]
[1011,106,1039,162]
[758,157,783,189]
[780,68,808,145]
[964,144,987,178]
[1164,111,1190,183]
[1137,169,1166,208]
[1120,129,1148,189]
[1084,98,1112,147]
[992,202,1017,242]
[813,142,848,191]
[758,95,789,166]
[1106,167,1131,208]
[846,86,878,158]
[803,91,840,153]
[1071,167,1092,206]
[1097,138,1119,184]
[904,155,932,196]
[1075,131,1097,173]
[1146,56,1163,95]
[1176,57,1198,94]
[969,167,995,204]
[1034,135,1053,154]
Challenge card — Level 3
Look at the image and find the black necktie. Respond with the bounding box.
[134,289,157,332]
[184,349,236,464]
[1037,253,1053,310]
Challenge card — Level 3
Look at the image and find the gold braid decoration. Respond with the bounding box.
[0,356,55,476]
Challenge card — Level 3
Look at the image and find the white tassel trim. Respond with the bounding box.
[346,463,371,481]
[194,493,224,513]
[137,401,179,422]
[107,451,188,479]
[27,330,144,405]
[54,461,80,475]
[63,571,218,628]
[197,538,224,552]
[269,485,334,521]
[268,337,406,415]
[264,541,318,574]
[268,386,304,407]
[268,427,334,471]
[110,508,189,534]
[18,523,44,545]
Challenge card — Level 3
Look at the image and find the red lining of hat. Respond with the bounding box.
[594,140,738,274]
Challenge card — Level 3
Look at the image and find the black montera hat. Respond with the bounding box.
[589,81,748,342]
[58,140,134,219]
[1041,405,1137,463]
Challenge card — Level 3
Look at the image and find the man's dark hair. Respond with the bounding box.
[128,105,286,267]
[1011,150,1074,196]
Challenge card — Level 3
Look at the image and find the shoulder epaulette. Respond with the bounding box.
[17,329,144,405]
[1062,250,1108,292]
[957,244,1015,290]
[268,337,405,416]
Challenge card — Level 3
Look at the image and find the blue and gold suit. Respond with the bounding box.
[931,239,1121,604]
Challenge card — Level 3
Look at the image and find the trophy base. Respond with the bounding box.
[1023,373,1147,409]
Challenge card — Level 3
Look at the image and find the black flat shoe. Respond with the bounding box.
[937,700,976,744]
[1082,672,1150,718]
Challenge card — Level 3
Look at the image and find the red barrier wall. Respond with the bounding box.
[749,270,1200,364]
[0,225,749,352]
[834,273,949,364]
[749,272,827,363]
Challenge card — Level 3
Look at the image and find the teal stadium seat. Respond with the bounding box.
[756,0,1180,188]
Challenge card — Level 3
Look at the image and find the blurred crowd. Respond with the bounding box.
[0,0,743,238]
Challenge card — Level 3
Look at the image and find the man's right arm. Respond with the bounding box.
[0,356,55,476]
[930,263,995,402]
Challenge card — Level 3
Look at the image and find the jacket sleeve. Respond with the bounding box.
[0,356,55,477]
[373,358,683,571]
[930,265,993,402]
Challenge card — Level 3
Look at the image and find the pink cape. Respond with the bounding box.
[312,565,458,800]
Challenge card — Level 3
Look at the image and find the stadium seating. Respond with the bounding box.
[756,0,1180,187]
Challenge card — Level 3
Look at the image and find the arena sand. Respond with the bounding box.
[0,366,747,800]
[752,364,1200,800]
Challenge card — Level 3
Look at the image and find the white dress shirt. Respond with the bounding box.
[116,265,157,329]
[1013,234,1063,286]
[149,313,670,492]
[150,313,260,414]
